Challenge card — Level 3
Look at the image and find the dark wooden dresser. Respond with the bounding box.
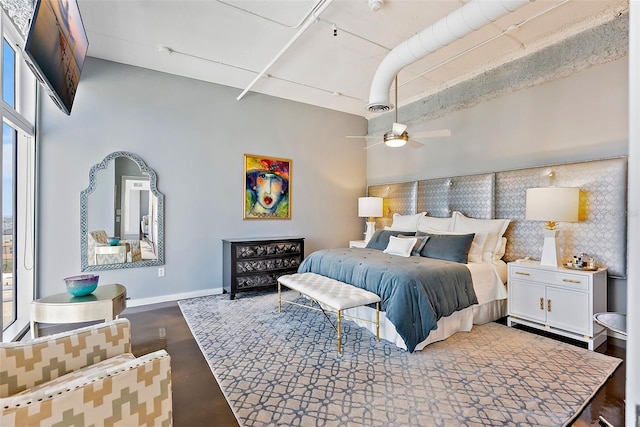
[222,236,305,300]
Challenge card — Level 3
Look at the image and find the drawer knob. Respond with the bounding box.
[547,299,552,312]
[562,278,581,284]
[539,297,544,310]
[515,271,530,276]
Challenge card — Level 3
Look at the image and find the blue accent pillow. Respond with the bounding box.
[366,230,415,250]
[418,232,475,263]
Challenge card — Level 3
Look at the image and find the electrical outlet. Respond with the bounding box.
[158,267,165,277]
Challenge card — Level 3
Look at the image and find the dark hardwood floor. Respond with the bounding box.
[119,301,626,427]
[571,337,626,427]
[122,303,239,427]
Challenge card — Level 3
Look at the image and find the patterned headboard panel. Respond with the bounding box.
[368,181,418,230]
[496,157,627,278]
[417,173,494,219]
[367,157,628,279]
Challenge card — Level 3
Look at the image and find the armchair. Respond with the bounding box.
[88,230,142,265]
[1,319,172,426]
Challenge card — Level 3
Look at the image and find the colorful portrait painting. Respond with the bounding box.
[244,154,291,220]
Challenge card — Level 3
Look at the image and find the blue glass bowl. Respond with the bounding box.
[64,274,99,296]
[107,237,120,246]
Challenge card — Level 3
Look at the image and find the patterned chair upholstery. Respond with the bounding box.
[88,230,142,265]
[0,319,172,426]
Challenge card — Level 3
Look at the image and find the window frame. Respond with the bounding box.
[1,9,37,342]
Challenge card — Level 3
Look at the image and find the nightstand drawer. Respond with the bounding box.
[509,265,589,291]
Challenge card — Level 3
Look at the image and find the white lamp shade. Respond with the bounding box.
[525,187,579,222]
[358,197,383,218]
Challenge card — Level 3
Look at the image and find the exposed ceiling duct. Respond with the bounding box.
[366,0,535,112]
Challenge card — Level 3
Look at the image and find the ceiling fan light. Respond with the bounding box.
[384,132,407,147]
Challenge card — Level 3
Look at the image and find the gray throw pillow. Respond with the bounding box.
[418,232,475,263]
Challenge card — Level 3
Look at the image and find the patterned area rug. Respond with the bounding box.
[178,291,621,427]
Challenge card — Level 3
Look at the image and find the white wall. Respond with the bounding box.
[37,58,367,303]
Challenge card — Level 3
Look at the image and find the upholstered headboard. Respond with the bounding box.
[367,157,627,278]
[417,173,495,219]
[368,182,418,230]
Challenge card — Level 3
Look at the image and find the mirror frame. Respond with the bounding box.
[80,151,165,271]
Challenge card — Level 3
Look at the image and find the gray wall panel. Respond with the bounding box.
[368,182,418,230]
[368,158,627,278]
[496,157,627,278]
[417,174,494,219]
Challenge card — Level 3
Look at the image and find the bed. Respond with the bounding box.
[298,211,510,352]
[296,158,627,352]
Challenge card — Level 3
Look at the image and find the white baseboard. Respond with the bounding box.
[126,288,222,308]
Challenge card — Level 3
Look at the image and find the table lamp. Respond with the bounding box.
[525,187,579,267]
[358,197,383,243]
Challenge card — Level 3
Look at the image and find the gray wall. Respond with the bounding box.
[366,58,628,184]
[37,58,368,304]
[366,57,629,313]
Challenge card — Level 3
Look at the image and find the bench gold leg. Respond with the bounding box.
[376,302,380,342]
[278,281,282,313]
[337,310,342,354]
[277,277,381,355]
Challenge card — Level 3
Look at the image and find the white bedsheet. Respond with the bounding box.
[343,260,508,351]
[465,260,508,304]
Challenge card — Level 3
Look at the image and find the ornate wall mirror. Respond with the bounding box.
[81,151,164,271]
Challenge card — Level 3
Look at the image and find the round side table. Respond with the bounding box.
[30,284,127,338]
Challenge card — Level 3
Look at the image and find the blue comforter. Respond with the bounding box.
[297,248,478,352]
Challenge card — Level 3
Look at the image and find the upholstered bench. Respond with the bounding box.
[277,272,381,354]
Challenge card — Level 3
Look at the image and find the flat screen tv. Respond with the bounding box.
[24,0,89,115]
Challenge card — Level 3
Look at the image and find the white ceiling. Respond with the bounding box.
[78,0,626,119]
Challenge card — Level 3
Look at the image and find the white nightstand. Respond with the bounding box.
[507,260,607,350]
[349,240,367,248]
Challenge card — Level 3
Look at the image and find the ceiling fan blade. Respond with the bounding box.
[346,135,380,140]
[364,140,385,150]
[407,138,425,149]
[392,122,407,135]
[411,129,452,139]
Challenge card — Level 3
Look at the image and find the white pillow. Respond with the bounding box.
[419,227,487,263]
[383,235,416,257]
[397,234,430,256]
[452,211,510,263]
[494,237,507,261]
[389,212,426,232]
[417,215,453,232]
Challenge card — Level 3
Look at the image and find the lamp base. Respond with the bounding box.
[364,221,376,244]
[540,228,561,267]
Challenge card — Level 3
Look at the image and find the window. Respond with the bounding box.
[2,39,14,107]
[1,11,36,341]
[1,123,14,330]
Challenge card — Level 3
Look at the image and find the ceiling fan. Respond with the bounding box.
[347,78,451,149]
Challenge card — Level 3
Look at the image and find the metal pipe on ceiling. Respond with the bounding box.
[236,0,334,101]
[366,0,535,112]
[216,0,325,29]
